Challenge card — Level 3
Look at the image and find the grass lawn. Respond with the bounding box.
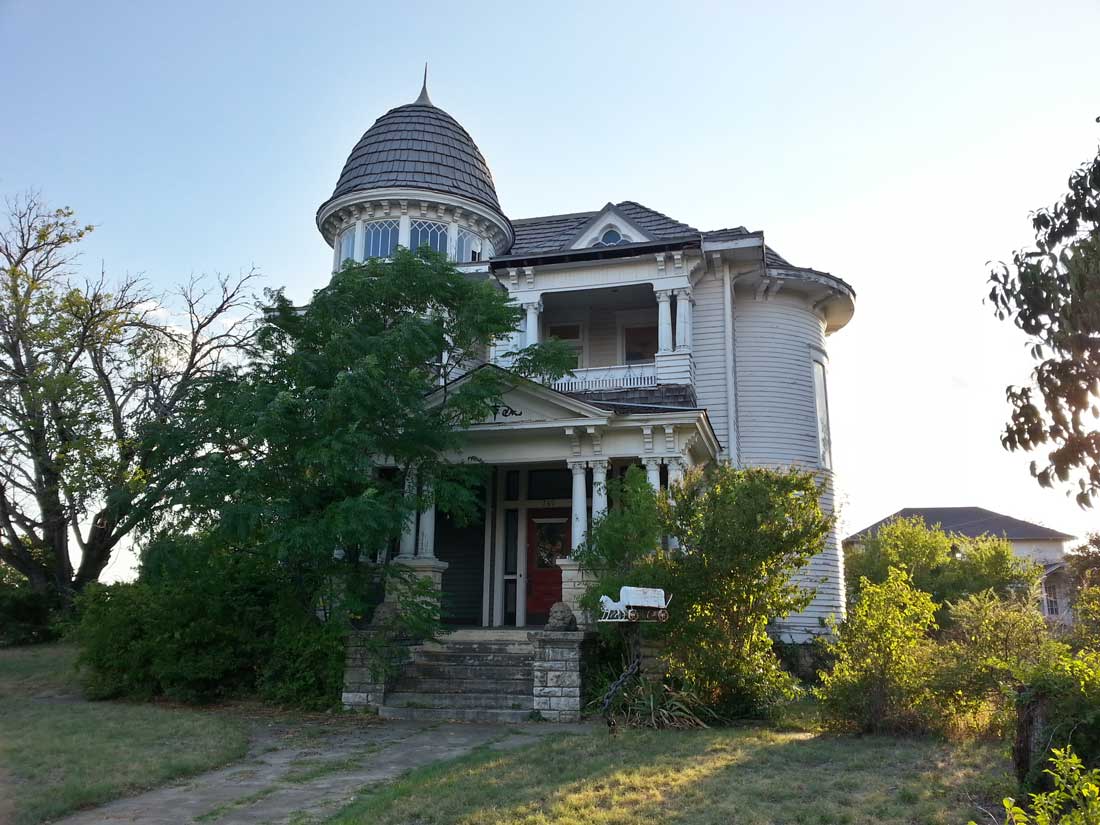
[329,724,1014,825]
[0,643,250,825]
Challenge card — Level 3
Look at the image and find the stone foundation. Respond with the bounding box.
[528,629,595,722]
[556,559,596,625]
[342,630,391,710]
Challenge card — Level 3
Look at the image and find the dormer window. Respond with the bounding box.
[591,227,631,247]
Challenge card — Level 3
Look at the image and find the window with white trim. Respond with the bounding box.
[591,227,631,247]
[365,219,399,259]
[338,226,356,264]
[813,358,833,470]
[455,227,482,262]
[1044,577,1061,617]
[409,219,448,255]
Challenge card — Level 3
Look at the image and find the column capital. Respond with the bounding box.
[655,288,673,302]
[674,286,694,301]
[521,299,543,312]
[566,458,588,474]
[588,458,610,474]
[643,456,663,471]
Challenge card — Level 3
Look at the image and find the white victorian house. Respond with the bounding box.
[322,80,855,683]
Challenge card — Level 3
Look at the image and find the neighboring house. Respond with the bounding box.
[844,507,1076,620]
[318,80,855,645]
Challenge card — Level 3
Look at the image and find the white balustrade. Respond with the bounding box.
[550,362,657,393]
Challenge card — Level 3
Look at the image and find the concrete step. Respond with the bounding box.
[378,705,537,723]
[386,691,534,711]
[393,676,532,695]
[412,649,534,667]
[441,628,533,643]
[409,663,532,681]
[419,641,534,656]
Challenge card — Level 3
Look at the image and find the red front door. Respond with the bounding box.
[526,509,571,625]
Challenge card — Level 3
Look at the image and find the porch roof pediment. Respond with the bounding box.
[427,365,610,430]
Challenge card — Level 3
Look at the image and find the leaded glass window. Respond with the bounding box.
[409,219,448,255]
[455,227,482,262]
[591,227,630,247]
[338,226,356,263]
[365,219,399,259]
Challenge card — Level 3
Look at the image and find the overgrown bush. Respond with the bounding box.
[815,567,939,733]
[0,579,57,646]
[846,516,1041,624]
[978,747,1100,824]
[577,464,832,720]
[933,588,1067,737]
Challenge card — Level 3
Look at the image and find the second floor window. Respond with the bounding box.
[365,219,399,259]
[410,219,448,255]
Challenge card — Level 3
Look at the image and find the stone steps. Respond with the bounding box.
[378,705,536,723]
[392,676,532,695]
[407,663,532,681]
[385,691,534,710]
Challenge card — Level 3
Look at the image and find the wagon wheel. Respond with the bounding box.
[657,608,669,623]
[626,608,639,622]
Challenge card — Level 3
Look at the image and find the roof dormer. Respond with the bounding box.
[567,203,653,250]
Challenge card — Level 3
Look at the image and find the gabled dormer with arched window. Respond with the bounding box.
[567,203,652,250]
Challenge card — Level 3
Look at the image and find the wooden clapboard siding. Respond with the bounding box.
[734,292,844,640]
[690,274,730,452]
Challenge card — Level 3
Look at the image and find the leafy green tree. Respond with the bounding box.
[816,567,939,733]
[578,464,832,718]
[0,194,255,601]
[162,247,574,585]
[988,145,1100,506]
[846,516,1041,621]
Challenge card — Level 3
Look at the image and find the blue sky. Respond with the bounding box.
[3,1,1100,579]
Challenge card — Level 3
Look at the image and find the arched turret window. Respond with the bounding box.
[338,226,356,263]
[591,227,631,247]
[409,219,448,255]
[365,219,399,259]
[455,227,483,262]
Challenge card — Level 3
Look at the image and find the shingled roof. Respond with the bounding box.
[844,507,1076,545]
[508,201,796,267]
[319,94,501,217]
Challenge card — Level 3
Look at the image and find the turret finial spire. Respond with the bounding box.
[414,63,432,106]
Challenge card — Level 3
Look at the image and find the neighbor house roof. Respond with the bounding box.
[844,507,1076,545]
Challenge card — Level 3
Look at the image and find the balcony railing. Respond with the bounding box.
[551,363,657,393]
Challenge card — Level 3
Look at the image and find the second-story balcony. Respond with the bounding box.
[493,283,695,395]
[552,362,658,393]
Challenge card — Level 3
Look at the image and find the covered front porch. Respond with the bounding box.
[398,375,720,628]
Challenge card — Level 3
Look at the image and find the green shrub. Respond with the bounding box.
[577,464,831,719]
[932,588,1067,737]
[0,580,57,647]
[1018,649,1100,786]
[977,747,1100,824]
[259,610,346,709]
[846,516,1041,624]
[815,567,939,733]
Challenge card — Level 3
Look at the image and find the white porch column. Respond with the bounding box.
[397,467,418,559]
[656,290,673,353]
[667,457,685,489]
[417,487,436,559]
[569,459,588,552]
[644,458,662,491]
[524,300,542,347]
[353,214,366,261]
[590,460,609,522]
[674,288,693,351]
